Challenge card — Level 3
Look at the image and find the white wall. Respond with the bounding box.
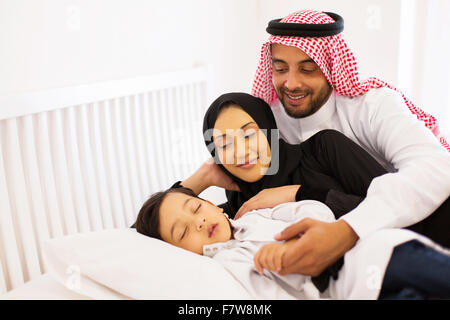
[0,0,402,96]
[0,0,447,126]
[398,0,450,133]
[0,0,261,100]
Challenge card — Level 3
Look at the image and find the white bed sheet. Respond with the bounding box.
[0,273,91,300]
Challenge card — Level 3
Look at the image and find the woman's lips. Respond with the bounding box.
[208,224,218,238]
[236,158,258,169]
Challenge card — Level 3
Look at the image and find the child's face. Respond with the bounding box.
[213,105,271,182]
[158,192,232,254]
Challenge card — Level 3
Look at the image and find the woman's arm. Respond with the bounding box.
[298,129,389,219]
[178,158,240,195]
[234,130,387,220]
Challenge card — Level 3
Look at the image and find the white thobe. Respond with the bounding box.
[202,201,440,300]
[270,88,450,238]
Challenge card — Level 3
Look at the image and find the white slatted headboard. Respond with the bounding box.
[0,66,212,294]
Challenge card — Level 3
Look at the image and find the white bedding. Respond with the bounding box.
[0,273,90,300]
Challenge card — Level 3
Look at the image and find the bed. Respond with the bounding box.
[0,66,243,299]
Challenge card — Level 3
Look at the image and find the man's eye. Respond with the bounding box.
[300,65,316,73]
[274,68,287,73]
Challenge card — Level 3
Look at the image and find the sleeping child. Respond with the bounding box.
[133,186,450,300]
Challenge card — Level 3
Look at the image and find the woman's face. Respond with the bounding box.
[213,105,271,182]
[159,192,232,255]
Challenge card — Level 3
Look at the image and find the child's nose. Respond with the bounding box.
[196,217,206,231]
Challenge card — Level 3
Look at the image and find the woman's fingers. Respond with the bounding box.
[235,197,259,219]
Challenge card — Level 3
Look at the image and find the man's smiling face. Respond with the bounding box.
[271,44,332,118]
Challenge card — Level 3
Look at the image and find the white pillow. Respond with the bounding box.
[43,228,251,300]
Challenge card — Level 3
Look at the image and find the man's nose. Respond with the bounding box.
[284,71,304,92]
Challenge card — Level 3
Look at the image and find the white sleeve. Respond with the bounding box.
[340,89,450,238]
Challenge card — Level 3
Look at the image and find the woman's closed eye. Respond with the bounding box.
[217,138,233,150]
[244,131,256,139]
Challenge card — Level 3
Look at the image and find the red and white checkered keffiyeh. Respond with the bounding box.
[252,10,450,152]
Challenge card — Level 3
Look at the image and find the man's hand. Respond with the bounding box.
[253,239,298,275]
[234,185,300,220]
[274,218,359,277]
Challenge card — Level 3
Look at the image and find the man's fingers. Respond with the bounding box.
[281,236,310,270]
[274,218,312,241]
[278,260,304,276]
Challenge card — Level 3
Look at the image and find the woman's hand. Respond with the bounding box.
[180,158,240,195]
[234,185,300,220]
[203,158,240,192]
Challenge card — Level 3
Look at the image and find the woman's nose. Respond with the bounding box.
[235,136,249,164]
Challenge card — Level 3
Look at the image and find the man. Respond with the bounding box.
[237,10,450,277]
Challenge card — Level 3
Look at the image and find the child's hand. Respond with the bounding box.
[253,239,298,275]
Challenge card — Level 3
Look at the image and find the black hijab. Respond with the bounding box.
[203,92,305,202]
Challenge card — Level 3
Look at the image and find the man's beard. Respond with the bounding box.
[277,84,332,119]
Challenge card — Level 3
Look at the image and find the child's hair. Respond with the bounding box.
[134,187,201,239]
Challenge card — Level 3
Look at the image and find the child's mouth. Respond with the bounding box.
[208,224,218,238]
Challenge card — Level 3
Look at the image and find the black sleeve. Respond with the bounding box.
[296,185,364,219]
[217,201,235,216]
[309,130,388,197]
[220,190,241,219]
[171,181,184,189]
